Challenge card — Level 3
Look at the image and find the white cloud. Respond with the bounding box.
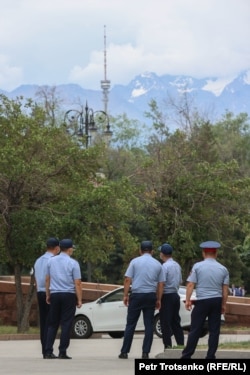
[0,55,23,91]
[0,0,249,91]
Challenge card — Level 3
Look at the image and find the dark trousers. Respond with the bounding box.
[45,293,76,355]
[159,293,184,348]
[181,297,222,359]
[37,292,50,356]
[120,293,156,354]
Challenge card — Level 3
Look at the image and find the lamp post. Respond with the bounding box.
[64,102,112,148]
[64,102,112,282]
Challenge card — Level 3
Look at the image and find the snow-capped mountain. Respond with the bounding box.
[1,70,250,129]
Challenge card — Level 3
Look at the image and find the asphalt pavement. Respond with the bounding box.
[0,334,249,375]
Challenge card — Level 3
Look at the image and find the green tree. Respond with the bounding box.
[110,113,145,149]
[212,111,250,177]
[57,174,142,283]
[0,95,145,330]
[0,95,100,331]
[139,105,250,281]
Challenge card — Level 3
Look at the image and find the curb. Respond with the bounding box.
[0,333,103,341]
[0,334,40,341]
[0,330,249,341]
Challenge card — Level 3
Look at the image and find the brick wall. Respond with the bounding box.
[0,276,119,326]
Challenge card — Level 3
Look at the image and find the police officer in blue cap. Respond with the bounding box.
[118,241,165,359]
[34,238,60,358]
[44,239,82,359]
[158,243,184,350]
[181,241,229,359]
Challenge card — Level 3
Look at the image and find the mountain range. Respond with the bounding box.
[1,70,250,131]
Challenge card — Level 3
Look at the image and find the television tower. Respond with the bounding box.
[100,25,111,114]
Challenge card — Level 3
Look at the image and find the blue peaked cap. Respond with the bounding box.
[199,241,221,249]
[158,243,173,255]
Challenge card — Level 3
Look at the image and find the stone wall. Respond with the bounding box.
[0,276,119,326]
[225,295,250,325]
[0,276,249,326]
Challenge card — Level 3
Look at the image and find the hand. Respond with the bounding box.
[123,295,129,306]
[76,301,82,308]
[221,303,226,314]
[155,299,161,310]
[185,300,193,311]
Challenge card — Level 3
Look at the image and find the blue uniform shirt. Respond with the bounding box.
[125,253,165,293]
[46,252,81,294]
[187,258,229,300]
[162,258,182,294]
[34,251,54,292]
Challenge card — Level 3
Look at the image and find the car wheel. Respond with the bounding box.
[108,332,124,339]
[71,315,93,339]
[154,314,162,338]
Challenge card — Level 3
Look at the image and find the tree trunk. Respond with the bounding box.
[14,264,36,333]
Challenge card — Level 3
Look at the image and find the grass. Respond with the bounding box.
[198,324,250,349]
[221,325,250,331]
[0,324,249,335]
[198,341,250,350]
[218,341,250,349]
[0,326,39,334]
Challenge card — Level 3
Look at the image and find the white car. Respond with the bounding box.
[71,286,211,339]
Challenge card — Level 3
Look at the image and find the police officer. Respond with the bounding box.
[44,239,82,359]
[34,237,60,358]
[118,241,165,359]
[181,241,229,359]
[158,243,184,350]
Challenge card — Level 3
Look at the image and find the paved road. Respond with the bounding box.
[0,334,249,375]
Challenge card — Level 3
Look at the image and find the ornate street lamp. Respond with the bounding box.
[64,102,112,148]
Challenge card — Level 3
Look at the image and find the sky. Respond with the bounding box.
[0,0,250,92]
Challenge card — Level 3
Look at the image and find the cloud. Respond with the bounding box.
[0,55,23,91]
[68,44,147,88]
[68,0,250,89]
[0,0,250,91]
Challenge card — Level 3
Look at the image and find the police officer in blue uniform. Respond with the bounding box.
[158,243,184,349]
[181,241,229,359]
[44,239,82,359]
[118,241,165,359]
[34,237,60,358]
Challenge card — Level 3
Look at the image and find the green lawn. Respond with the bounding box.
[0,326,39,334]
[199,341,250,350]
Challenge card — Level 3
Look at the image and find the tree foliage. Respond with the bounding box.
[0,95,140,331]
[140,107,250,282]
[1,92,250,332]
